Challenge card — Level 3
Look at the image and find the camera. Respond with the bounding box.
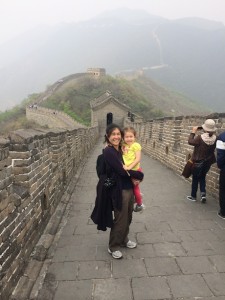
[197,126,203,130]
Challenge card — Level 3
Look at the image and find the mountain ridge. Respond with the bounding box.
[0,72,209,134]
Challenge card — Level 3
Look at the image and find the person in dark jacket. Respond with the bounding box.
[216,130,225,219]
[91,123,144,259]
[187,119,217,203]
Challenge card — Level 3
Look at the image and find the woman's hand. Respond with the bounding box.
[192,126,198,134]
[124,165,132,171]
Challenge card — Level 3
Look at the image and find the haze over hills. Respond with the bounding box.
[0,8,224,112]
[39,73,206,123]
[0,73,207,135]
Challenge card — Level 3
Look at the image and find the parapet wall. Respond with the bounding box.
[125,113,225,198]
[0,126,98,299]
[26,106,86,129]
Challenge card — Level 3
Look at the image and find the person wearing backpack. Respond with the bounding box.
[91,123,144,259]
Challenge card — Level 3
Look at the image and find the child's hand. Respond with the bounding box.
[123,164,129,171]
[132,178,140,186]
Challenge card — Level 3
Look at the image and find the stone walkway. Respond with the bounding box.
[12,139,225,300]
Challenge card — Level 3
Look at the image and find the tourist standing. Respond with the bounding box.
[91,123,144,259]
[216,130,225,219]
[187,119,216,202]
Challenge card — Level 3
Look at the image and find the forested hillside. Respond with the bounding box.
[0,73,207,134]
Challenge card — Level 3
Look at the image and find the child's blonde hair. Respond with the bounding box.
[123,126,137,138]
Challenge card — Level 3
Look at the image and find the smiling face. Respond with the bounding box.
[123,130,135,146]
[107,128,122,150]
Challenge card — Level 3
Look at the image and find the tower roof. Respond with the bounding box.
[90,91,130,111]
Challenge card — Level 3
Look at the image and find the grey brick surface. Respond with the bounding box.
[203,273,225,296]
[209,255,225,272]
[54,280,93,300]
[78,261,111,279]
[153,242,187,257]
[112,258,147,278]
[176,256,216,274]
[145,257,181,276]
[93,278,132,300]
[11,139,225,299]
[47,262,79,280]
[132,277,171,299]
[168,274,213,298]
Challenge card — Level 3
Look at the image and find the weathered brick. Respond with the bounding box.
[12,166,32,175]
[10,151,31,159]
[13,158,31,167]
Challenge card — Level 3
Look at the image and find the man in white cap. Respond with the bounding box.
[216,130,225,219]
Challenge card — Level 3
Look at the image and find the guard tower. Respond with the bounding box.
[90,91,130,134]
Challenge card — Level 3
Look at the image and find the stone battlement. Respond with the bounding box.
[125,113,225,198]
[0,126,98,299]
[26,106,86,129]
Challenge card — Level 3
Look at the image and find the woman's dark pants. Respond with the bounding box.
[109,189,134,252]
[191,165,210,198]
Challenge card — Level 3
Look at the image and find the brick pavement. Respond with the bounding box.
[11,139,225,300]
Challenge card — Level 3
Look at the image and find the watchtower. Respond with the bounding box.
[90,91,130,133]
[87,68,106,77]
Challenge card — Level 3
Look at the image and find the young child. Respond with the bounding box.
[122,127,145,212]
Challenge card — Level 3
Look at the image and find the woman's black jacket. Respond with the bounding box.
[91,146,144,231]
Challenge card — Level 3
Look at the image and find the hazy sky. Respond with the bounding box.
[0,0,225,44]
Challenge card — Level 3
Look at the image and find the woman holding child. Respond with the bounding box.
[91,123,144,259]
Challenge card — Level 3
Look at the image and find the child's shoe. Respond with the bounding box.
[134,203,145,212]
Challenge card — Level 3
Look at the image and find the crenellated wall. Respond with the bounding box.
[26,106,86,129]
[0,126,98,299]
[125,113,225,198]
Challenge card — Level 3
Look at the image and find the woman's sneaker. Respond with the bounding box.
[126,240,137,249]
[217,211,225,219]
[108,248,123,259]
[201,195,206,203]
[186,196,196,201]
